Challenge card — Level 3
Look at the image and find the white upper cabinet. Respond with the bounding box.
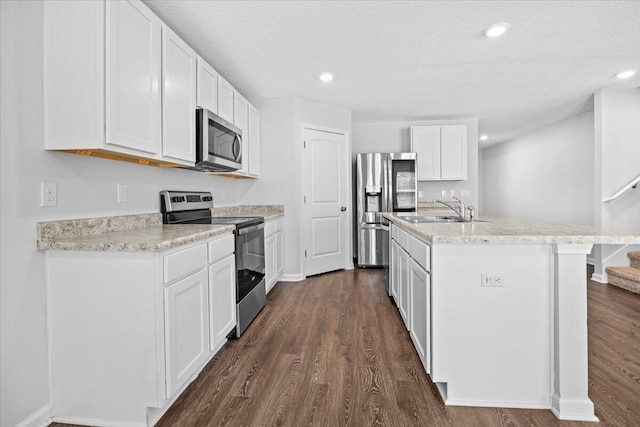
[196,57,218,113]
[105,0,162,155]
[217,75,235,123]
[162,26,197,163]
[410,126,440,180]
[234,93,250,175]
[440,125,467,180]
[411,124,467,181]
[248,104,261,177]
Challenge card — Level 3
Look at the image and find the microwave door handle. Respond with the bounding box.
[233,134,242,162]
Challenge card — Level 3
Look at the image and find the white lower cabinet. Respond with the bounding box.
[46,233,235,426]
[276,230,284,278]
[265,218,284,293]
[390,240,400,302]
[164,269,210,398]
[390,224,431,374]
[209,254,236,352]
[265,234,276,292]
[398,245,410,328]
[409,258,430,374]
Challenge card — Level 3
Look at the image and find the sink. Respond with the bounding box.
[398,215,488,224]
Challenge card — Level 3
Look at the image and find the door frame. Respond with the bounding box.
[301,123,353,278]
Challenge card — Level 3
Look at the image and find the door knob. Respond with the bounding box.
[340,206,347,211]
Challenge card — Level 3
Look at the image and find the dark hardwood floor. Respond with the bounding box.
[55,266,640,427]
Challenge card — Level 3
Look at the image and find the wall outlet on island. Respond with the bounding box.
[481,273,504,287]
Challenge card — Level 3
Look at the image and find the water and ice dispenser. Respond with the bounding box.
[365,185,382,213]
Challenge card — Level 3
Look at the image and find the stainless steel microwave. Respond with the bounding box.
[194,109,242,172]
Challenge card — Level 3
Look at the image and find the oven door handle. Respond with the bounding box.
[236,223,264,235]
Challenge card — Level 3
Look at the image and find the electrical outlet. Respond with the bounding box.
[418,190,424,199]
[449,190,455,197]
[41,182,57,207]
[441,190,447,197]
[481,273,504,287]
[117,184,127,203]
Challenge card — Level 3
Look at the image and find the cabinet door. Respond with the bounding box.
[162,27,197,163]
[398,247,410,329]
[196,57,218,113]
[409,258,431,374]
[275,230,284,278]
[164,269,209,398]
[217,75,234,123]
[248,104,261,177]
[234,93,250,174]
[106,0,161,154]
[391,240,400,302]
[265,234,276,293]
[209,254,236,353]
[411,126,440,181]
[440,125,467,180]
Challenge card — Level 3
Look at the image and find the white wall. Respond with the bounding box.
[238,98,352,279]
[592,88,640,281]
[0,2,239,426]
[482,111,595,226]
[352,119,479,209]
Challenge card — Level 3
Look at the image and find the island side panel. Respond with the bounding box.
[47,251,160,425]
[431,243,551,408]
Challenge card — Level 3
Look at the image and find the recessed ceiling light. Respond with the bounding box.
[484,23,510,38]
[319,72,334,82]
[616,69,637,79]
[479,135,489,141]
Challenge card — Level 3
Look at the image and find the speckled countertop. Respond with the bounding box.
[36,205,284,252]
[384,212,640,245]
[211,205,284,221]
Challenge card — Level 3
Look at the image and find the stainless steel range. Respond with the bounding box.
[160,191,266,337]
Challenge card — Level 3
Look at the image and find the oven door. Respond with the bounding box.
[196,109,242,171]
[235,223,265,303]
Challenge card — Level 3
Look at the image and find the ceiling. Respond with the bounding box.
[144,0,640,146]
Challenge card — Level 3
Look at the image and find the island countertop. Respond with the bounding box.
[383,212,640,245]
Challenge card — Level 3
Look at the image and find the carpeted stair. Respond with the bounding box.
[606,252,640,294]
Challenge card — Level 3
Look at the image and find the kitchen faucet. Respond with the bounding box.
[432,196,465,219]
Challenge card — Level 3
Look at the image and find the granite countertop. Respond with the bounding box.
[211,205,284,221]
[36,204,285,252]
[384,212,640,245]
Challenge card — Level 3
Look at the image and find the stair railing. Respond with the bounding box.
[602,173,640,203]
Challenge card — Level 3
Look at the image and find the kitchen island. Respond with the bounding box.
[384,212,640,422]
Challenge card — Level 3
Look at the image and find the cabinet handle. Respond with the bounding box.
[340,206,347,211]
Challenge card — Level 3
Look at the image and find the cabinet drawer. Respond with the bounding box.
[208,234,235,264]
[397,227,409,250]
[265,220,276,237]
[408,235,430,271]
[164,243,207,284]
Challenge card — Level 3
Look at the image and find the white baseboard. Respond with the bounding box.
[52,416,145,427]
[15,404,52,427]
[345,262,354,270]
[591,272,608,283]
[279,273,305,282]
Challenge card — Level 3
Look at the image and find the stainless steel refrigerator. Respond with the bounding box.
[355,152,417,269]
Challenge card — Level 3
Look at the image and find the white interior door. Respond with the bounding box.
[303,127,349,277]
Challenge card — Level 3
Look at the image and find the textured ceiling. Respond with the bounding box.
[144,0,640,146]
